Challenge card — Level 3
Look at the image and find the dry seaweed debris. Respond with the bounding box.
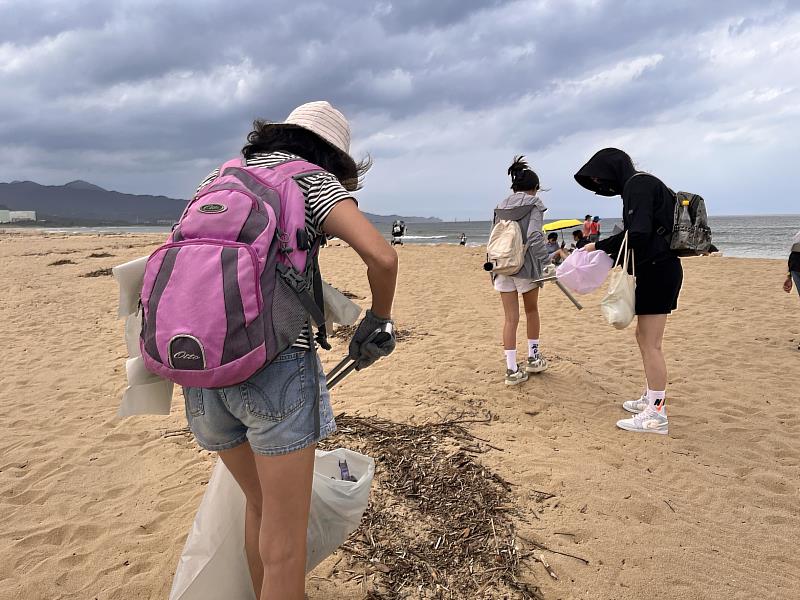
[339,289,363,299]
[320,413,545,600]
[80,267,113,277]
[330,325,427,343]
[49,259,76,266]
[87,251,115,258]
[330,324,357,339]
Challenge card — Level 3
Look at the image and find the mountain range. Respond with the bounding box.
[0,180,440,225]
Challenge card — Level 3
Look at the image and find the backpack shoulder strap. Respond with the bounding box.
[494,203,535,222]
[270,159,326,183]
[625,173,677,240]
[621,171,650,194]
[220,157,245,172]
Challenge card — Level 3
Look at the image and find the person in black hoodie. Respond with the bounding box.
[785,230,800,350]
[574,148,681,435]
[784,230,800,297]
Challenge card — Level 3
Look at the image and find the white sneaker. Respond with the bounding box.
[616,406,668,435]
[526,355,548,374]
[505,367,529,386]
[622,393,648,414]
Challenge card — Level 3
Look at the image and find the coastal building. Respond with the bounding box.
[9,211,36,222]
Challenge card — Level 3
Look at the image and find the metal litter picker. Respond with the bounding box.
[326,325,394,389]
[533,267,583,310]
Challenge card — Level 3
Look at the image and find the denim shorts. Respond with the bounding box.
[183,350,337,456]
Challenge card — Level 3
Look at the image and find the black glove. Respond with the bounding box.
[348,310,396,370]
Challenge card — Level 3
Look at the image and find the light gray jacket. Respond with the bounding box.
[493,192,549,280]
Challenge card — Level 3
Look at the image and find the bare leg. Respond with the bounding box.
[255,445,316,600]
[635,314,668,391]
[500,291,520,350]
[521,287,541,340]
[218,442,264,598]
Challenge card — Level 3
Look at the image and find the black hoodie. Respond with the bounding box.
[574,148,675,266]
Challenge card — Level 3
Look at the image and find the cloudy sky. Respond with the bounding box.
[1,0,798,219]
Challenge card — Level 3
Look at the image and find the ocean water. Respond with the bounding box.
[380,215,800,260]
[35,215,800,260]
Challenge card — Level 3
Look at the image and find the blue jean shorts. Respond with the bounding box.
[183,350,337,456]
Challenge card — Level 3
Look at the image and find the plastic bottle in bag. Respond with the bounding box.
[680,199,692,227]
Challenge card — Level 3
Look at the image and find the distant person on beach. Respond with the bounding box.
[491,156,549,385]
[391,220,404,246]
[575,148,682,435]
[582,214,593,238]
[588,216,601,242]
[460,232,467,246]
[572,229,590,249]
[189,101,397,600]
[784,229,800,296]
[545,232,569,265]
[786,229,800,349]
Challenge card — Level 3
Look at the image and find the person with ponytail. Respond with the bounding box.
[491,156,549,385]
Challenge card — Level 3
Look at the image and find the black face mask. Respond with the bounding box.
[592,179,618,196]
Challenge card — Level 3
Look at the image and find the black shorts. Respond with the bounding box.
[635,256,683,315]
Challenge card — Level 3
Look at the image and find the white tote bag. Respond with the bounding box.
[600,232,636,329]
[169,448,375,600]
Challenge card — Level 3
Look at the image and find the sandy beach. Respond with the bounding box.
[0,229,798,600]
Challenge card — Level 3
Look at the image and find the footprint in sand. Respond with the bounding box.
[752,473,792,495]
[13,524,71,549]
[57,551,90,568]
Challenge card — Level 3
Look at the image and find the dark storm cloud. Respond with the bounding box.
[373,0,514,32]
[0,0,797,208]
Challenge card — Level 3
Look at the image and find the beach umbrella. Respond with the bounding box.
[543,218,584,246]
[542,218,583,232]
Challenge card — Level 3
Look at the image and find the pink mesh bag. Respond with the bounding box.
[555,249,613,294]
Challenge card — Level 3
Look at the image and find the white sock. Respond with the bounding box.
[528,339,540,358]
[505,349,517,371]
[646,389,666,412]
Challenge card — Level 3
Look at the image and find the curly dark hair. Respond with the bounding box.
[507,155,540,193]
[242,121,371,191]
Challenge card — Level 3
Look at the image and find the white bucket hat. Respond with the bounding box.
[276,101,359,188]
[284,101,351,157]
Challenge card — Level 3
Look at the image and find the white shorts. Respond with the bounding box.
[493,274,540,294]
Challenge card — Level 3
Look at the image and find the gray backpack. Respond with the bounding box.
[628,173,712,256]
[665,191,712,256]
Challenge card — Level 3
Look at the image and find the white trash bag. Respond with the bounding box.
[555,248,613,294]
[169,448,375,600]
[307,448,375,572]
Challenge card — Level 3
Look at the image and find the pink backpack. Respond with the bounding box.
[140,158,328,388]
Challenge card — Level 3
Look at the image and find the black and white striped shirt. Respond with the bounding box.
[197,151,354,349]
